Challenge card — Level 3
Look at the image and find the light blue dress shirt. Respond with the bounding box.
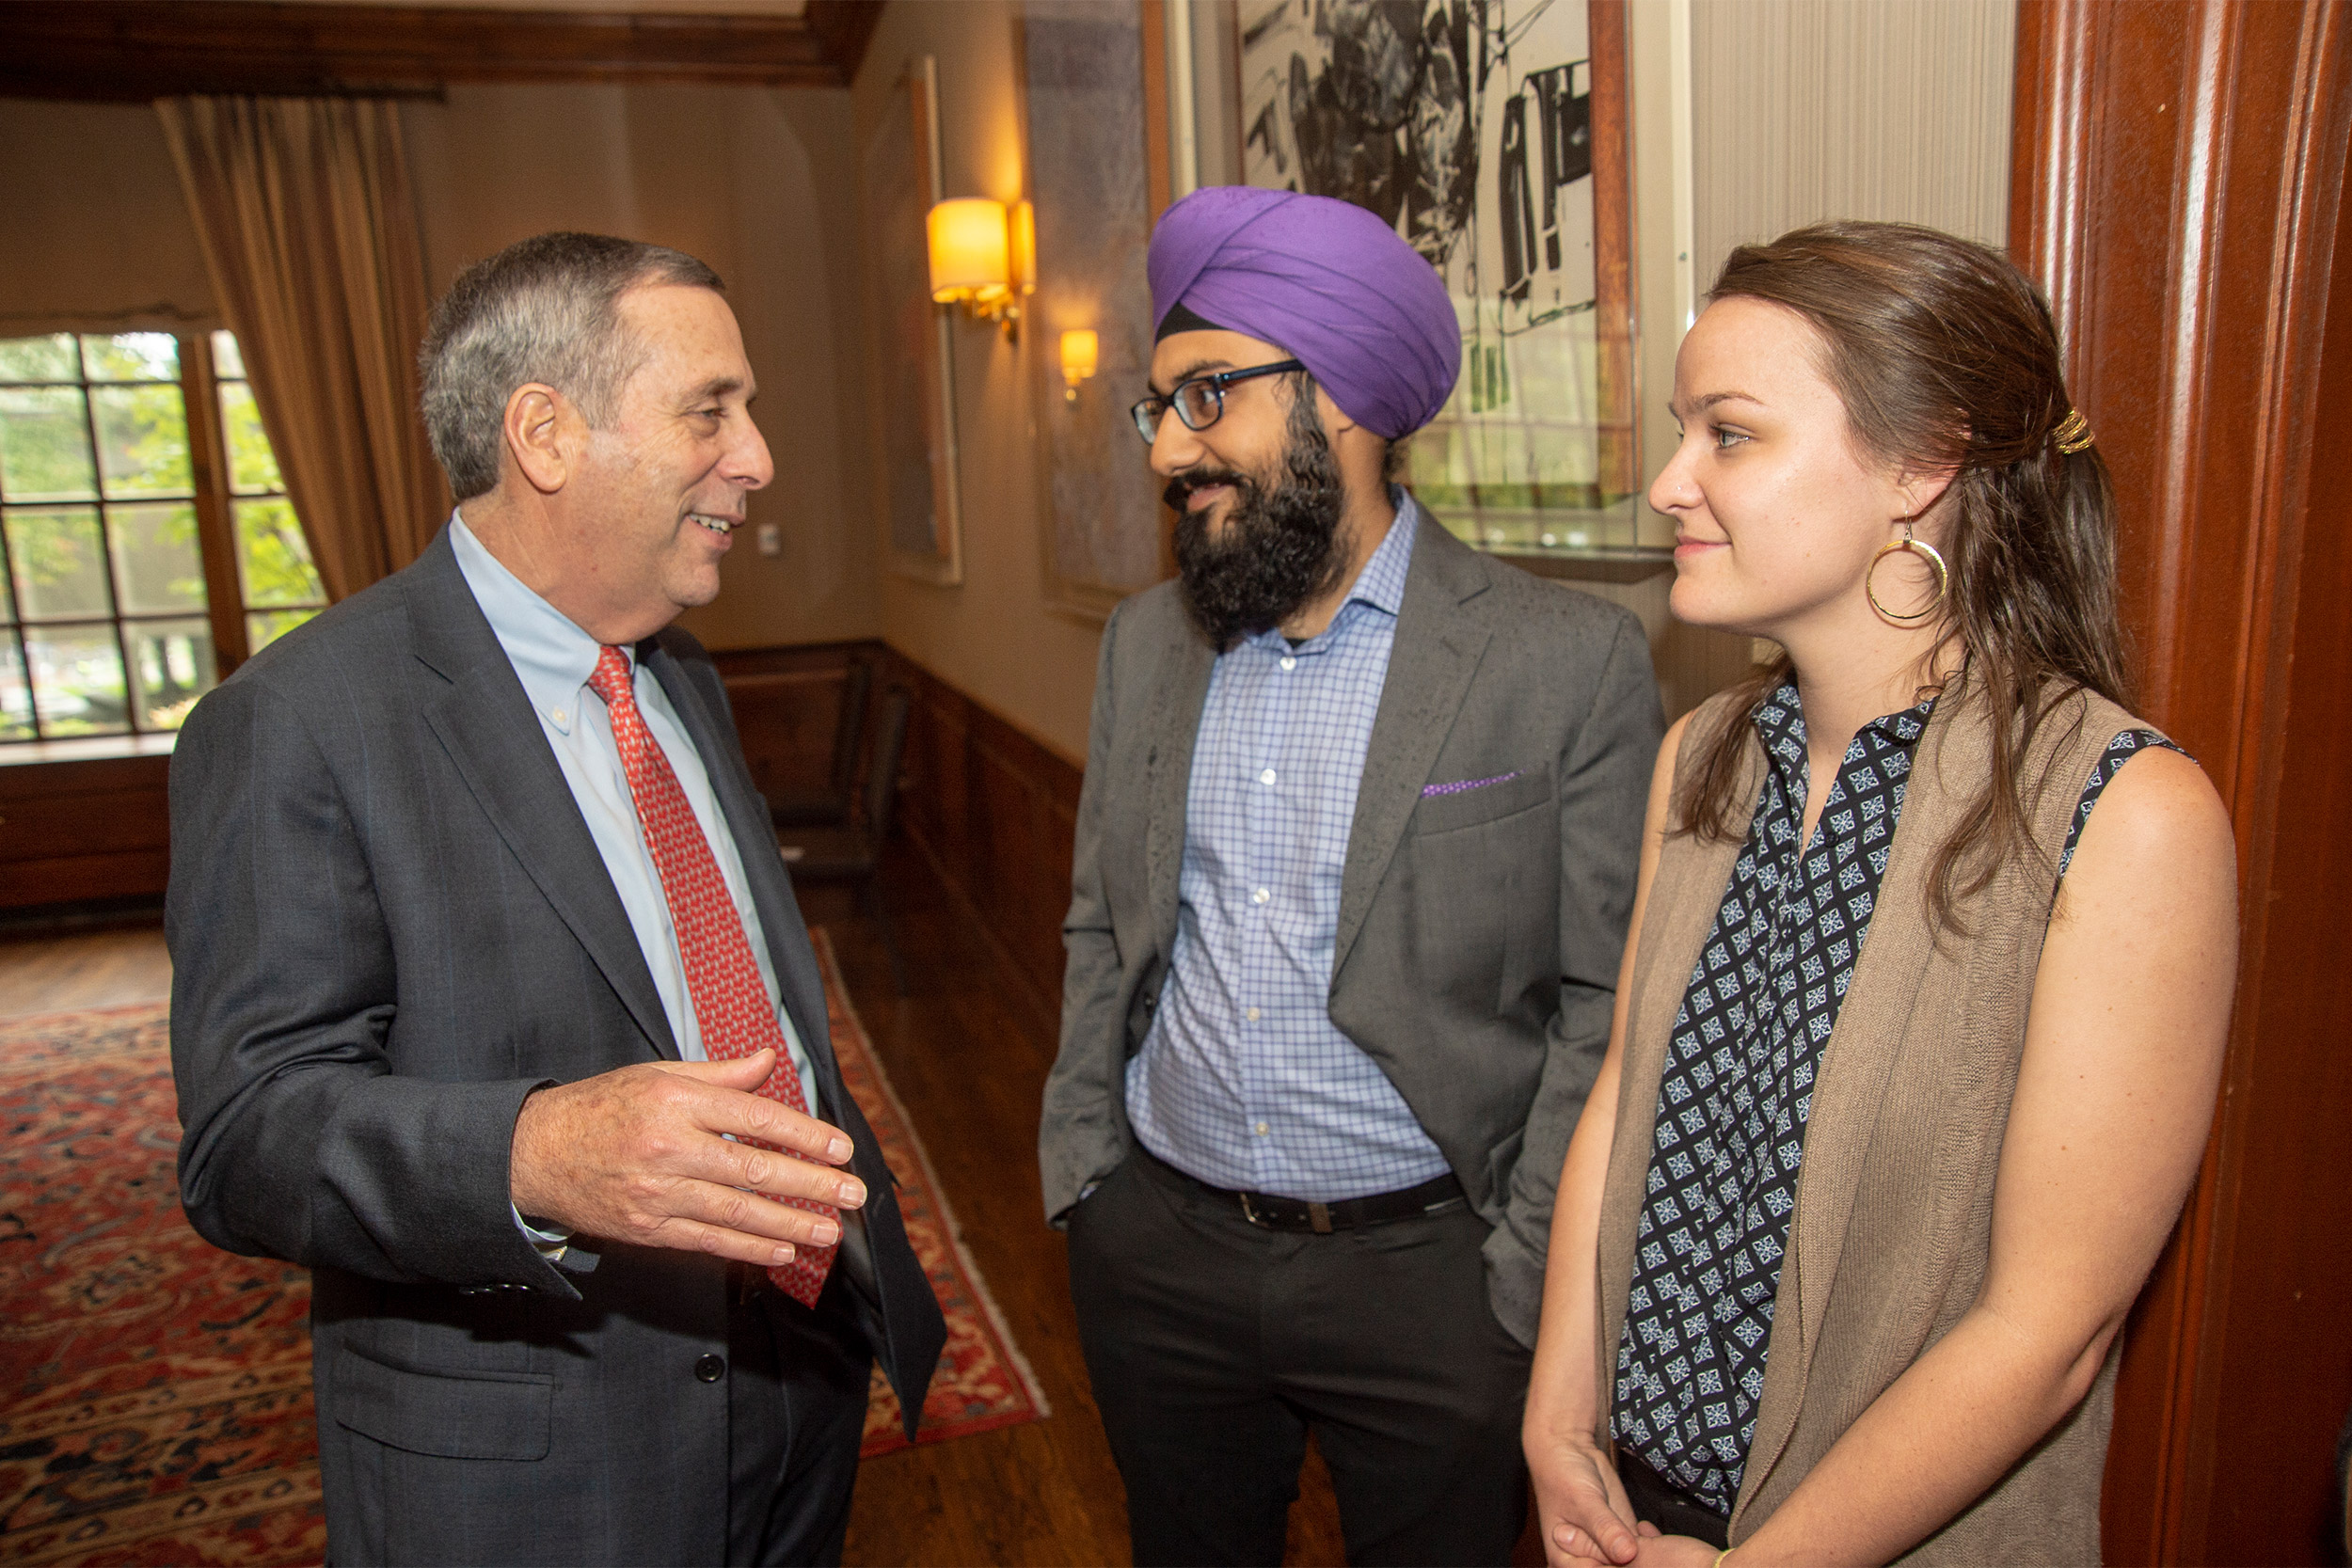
[450,515,820,1113]
[1124,495,1454,1202]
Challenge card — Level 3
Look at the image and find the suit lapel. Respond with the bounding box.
[403,533,677,1060]
[1332,516,1493,978]
[1146,629,1217,966]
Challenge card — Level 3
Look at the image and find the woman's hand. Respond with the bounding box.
[1626,1528,1719,1567]
[1526,1428,1641,1566]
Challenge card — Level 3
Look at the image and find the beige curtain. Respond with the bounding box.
[156,96,447,601]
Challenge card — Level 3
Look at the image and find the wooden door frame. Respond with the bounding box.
[2010,2,2352,1561]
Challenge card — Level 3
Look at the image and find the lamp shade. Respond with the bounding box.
[1059,328,1099,384]
[1010,200,1038,295]
[928,198,1009,303]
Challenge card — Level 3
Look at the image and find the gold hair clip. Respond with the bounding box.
[2053,408,2095,454]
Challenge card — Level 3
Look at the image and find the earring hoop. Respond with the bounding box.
[1866,523,1949,624]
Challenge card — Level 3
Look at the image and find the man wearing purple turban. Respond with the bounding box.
[1040,186,1662,1564]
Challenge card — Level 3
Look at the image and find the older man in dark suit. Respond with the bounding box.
[167,232,942,1566]
[1040,187,1663,1565]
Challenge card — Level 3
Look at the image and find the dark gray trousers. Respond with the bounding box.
[1068,1150,1533,1567]
[725,1269,874,1567]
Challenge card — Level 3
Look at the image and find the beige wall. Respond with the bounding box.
[401,83,880,650]
[0,100,215,336]
[854,0,1105,766]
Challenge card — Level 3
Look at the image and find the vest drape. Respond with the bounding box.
[1596,681,2155,1564]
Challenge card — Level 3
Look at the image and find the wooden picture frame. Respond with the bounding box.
[1236,0,1643,568]
[864,54,963,586]
[1020,0,1172,620]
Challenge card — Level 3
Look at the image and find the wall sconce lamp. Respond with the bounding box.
[928,198,1036,339]
[1059,329,1099,401]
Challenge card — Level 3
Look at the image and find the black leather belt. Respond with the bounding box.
[1145,1148,1466,1234]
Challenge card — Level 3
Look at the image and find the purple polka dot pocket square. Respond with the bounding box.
[1422,770,1520,799]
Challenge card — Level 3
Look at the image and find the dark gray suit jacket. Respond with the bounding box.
[1040,513,1661,1346]
[167,529,944,1565]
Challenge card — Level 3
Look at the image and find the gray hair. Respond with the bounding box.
[419,231,724,500]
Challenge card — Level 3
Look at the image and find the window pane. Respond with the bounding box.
[246,607,319,655]
[8,506,112,621]
[0,387,97,501]
[125,615,216,730]
[217,381,284,494]
[212,329,246,381]
[0,634,32,739]
[80,333,180,384]
[235,497,325,609]
[0,335,77,384]
[91,384,192,498]
[109,501,207,614]
[24,623,128,736]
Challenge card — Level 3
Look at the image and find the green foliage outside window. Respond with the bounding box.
[0,331,326,738]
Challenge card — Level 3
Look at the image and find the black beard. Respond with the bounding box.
[1167,400,1349,650]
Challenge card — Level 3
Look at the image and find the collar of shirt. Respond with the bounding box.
[447,512,620,733]
[1231,486,1420,658]
[1750,678,1935,786]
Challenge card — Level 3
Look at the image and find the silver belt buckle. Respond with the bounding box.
[1237,1191,1266,1227]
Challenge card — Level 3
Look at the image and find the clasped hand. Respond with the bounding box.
[1530,1432,1722,1568]
[509,1049,864,1266]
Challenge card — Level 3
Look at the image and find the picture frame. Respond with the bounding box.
[1019,0,1173,619]
[864,54,964,587]
[1238,0,1648,569]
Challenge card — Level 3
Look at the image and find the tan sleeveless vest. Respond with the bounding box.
[1596,681,2156,1565]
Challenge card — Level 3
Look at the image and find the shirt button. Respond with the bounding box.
[1259,768,1277,785]
[549,707,566,726]
[1255,1121,1270,1136]
[693,1354,725,1383]
[1245,1006,1261,1022]
[1251,888,1270,905]
[1279,656,1296,672]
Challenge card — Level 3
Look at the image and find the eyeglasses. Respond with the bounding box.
[1130,358,1305,443]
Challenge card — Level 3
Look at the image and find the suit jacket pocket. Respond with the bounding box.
[1411,768,1552,835]
[333,1344,555,1461]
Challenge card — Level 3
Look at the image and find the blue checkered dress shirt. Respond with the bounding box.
[1124,497,1454,1202]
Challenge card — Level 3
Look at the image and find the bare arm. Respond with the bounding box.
[1640,747,2237,1568]
[1524,712,1689,1567]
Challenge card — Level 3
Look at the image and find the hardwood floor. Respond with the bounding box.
[0,849,1359,1565]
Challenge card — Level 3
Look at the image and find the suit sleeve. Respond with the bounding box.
[166,676,574,1293]
[1485,610,1664,1345]
[1038,602,1132,1227]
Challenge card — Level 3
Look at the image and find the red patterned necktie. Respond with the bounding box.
[587,645,837,1307]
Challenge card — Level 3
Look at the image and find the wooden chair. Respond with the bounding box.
[780,684,912,992]
[769,658,871,828]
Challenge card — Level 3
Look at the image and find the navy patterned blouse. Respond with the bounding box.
[1612,683,2179,1515]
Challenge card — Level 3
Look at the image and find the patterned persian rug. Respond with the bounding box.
[0,933,1042,1566]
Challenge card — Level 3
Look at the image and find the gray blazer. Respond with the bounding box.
[167,529,944,1566]
[1040,513,1662,1346]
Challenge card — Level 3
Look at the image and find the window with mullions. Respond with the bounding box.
[0,331,327,742]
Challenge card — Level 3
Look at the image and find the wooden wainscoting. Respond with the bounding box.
[878,651,1082,1030]
[0,752,174,911]
[709,640,881,809]
[713,640,1083,1031]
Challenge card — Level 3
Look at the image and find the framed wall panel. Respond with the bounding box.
[864,54,963,586]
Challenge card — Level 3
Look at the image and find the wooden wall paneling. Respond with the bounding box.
[0,1,884,101]
[2010,2,2352,1561]
[883,651,1082,1026]
[711,641,877,809]
[0,755,173,910]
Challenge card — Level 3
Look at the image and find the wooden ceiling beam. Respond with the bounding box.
[0,1,884,101]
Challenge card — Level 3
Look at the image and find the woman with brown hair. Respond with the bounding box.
[1521,222,2237,1567]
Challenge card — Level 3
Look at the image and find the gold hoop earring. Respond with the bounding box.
[1866,522,1949,624]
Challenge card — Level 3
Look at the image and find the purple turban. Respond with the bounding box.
[1148,186,1461,439]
